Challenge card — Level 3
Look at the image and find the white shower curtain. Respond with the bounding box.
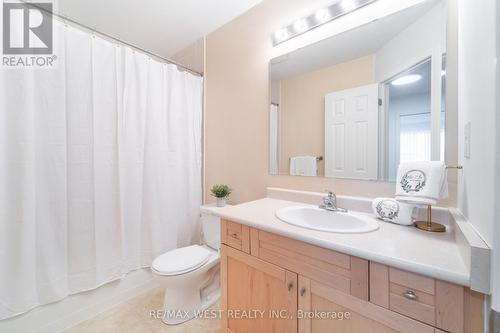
[0,21,203,320]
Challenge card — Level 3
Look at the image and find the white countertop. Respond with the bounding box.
[214,198,470,287]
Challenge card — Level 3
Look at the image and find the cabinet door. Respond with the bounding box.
[221,244,298,333]
[298,276,435,333]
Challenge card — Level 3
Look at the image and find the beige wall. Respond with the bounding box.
[171,38,205,74]
[204,0,453,205]
[278,55,375,175]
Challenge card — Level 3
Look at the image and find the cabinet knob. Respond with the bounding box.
[287,282,294,291]
[300,287,306,296]
[403,290,418,301]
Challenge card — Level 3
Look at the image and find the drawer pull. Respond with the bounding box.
[228,232,238,238]
[403,290,418,301]
[287,282,294,291]
[300,287,306,296]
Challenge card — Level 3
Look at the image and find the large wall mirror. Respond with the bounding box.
[269,0,448,182]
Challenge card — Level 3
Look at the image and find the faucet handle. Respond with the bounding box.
[325,190,335,198]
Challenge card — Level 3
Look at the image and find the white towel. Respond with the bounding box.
[395,161,448,205]
[290,156,317,176]
[372,197,417,226]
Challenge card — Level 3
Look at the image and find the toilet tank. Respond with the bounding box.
[200,205,229,250]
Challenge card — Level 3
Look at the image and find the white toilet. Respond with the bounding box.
[151,205,224,325]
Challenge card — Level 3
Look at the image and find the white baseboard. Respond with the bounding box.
[0,268,158,333]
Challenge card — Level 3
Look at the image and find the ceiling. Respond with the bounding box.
[389,54,447,98]
[270,0,439,81]
[55,0,262,58]
[389,59,431,98]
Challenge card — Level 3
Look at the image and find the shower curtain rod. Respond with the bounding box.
[20,1,203,77]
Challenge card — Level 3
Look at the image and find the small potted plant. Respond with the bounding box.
[211,184,231,207]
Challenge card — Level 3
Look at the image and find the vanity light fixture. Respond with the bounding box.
[293,18,309,32]
[274,28,289,43]
[272,0,378,46]
[315,8,331,23]
[341,0,356,12]
[391,74,422,86]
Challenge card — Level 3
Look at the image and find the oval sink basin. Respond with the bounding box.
[275,206,379,233]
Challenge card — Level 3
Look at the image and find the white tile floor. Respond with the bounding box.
[64,288,221,333]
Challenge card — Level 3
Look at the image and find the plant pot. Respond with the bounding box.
[216,197,226,207]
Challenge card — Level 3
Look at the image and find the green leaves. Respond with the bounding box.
[210,184,231,198]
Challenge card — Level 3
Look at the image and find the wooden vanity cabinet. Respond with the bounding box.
[221,219,250,253]
[369,262,484,333]
[221,244,297,333]
[220,221,483,333]
[297,276,436,333]
[250,228,369,300]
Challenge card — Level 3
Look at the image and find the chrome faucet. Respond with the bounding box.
[319,191,347,212]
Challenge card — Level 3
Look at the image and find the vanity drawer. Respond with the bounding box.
[220,220,250,253]
[250,228,369,300]
[370,262,465,333]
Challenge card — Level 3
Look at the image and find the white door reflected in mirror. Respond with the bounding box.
[324,83,379,180]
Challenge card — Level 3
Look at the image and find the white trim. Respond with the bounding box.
[430,47,443,161]
[379,50,433,84]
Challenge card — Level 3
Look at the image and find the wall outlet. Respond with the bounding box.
[464,122,471,159]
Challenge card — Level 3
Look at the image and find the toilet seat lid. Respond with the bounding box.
[152,245,212,276]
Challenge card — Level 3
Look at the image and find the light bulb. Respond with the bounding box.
[315,8,330,23]
[274,29,288,42]
[293,18,308,32]
[341,0,356,11]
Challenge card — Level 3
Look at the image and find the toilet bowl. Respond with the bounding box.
[151,205,225,325]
